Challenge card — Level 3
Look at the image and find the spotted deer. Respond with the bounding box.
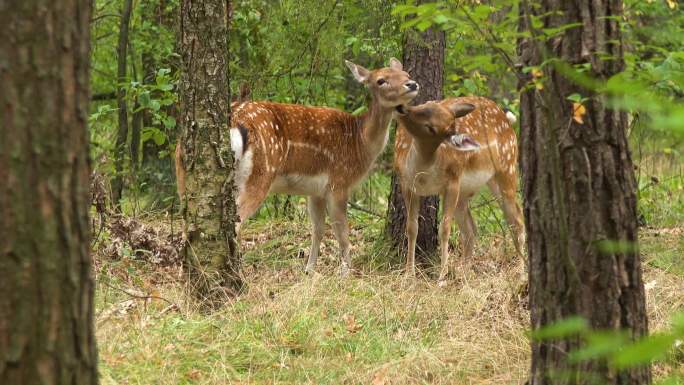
[176,58,418,276]
[393,96,525,283]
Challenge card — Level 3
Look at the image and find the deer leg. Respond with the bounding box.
[501,191,525,259]
[438,183,460,283]
[454,194,476,262]
[328,193,352,277]
[403,188,420,277]
[305,196,327,273]
[489,176,525,259]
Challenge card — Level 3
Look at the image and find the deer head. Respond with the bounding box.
[345,58,419,108]
[395,100,480,151]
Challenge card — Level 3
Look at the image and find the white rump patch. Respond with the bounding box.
[230,128,244,160]
[505,111,517,124]
[235,149,253,196]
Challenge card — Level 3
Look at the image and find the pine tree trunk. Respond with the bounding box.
[387,9,445,264]
[518,1,651,384]
[0,1,98,383]
[112,0,134,209]
[178,0,242,303]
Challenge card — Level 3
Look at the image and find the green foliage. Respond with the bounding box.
[530,317,589,340]
[394,1,520,103]
[230,0,401,109]
[533,312,684,382]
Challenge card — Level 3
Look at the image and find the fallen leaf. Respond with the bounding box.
[343,313,362,334]
[187,368,201,380]
[372,367,389,385]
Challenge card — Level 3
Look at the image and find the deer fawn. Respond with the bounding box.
[394,96,525,283]
[176,58,418,276]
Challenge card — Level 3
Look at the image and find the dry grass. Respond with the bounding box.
[94,213,684,385]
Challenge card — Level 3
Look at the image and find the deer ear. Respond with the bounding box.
[389,57,403,71]
[345,60,370,83]
[448,133,480,152]
[448,102,476,118]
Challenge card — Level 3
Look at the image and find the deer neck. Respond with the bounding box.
[361,97,394,157]
[409,135,441,170]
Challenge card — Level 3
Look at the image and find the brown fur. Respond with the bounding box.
[394,96,525,281]
[218,59,418,275]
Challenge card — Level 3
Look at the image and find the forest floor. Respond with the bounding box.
[93,202,684,384]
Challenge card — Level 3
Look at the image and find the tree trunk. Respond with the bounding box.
[0,1,97,384]
[111,0,134,209]
[178,0,242,303]
[518,1,651,384]
[387,6,445,264]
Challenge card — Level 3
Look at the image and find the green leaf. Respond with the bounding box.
[391,4,418,17]
[352,105,367,116]
[611,333,677,369]
[569,331,629,363]
[158,83,174,91]
[163,116,176,129]
[567,93,583,103]
[531,317,589,341]
[139,91,151,108]
[433,14,449,25]
[593,239,638,255]
[150,99,161,112]
[416,19,432,32]
[141,128,154,142]
[654,376,684,385]
[152,130,166,146]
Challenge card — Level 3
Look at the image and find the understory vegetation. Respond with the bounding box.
[92,145,683,384]
[87,0,684,383]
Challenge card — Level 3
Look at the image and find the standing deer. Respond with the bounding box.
[176,58,418,276]
[393,96,524,283]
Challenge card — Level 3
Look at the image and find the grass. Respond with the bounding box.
[94,211,684,385]
[95,145,684,384]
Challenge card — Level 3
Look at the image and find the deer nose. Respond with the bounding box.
[405,81,419,91]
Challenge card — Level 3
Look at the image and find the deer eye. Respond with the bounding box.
[376,78,386,86]
[425,124,436,135]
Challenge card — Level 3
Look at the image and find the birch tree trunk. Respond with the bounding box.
[177,0,242,303]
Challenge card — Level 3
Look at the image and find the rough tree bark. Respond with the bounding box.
[0,1,98,384]
[178,0,242,302]
[112,0,134,209]
[518,0,651,384]
[387,3,445,264]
